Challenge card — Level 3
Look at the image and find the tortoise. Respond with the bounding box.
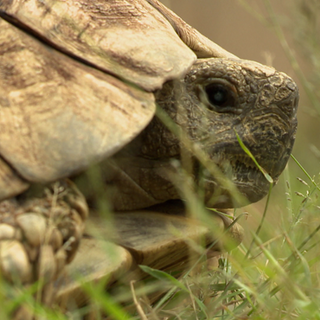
[0,0,298,317]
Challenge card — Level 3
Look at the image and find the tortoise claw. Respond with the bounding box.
[0,180,88,319]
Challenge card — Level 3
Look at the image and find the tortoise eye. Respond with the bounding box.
[205,84,230,107]
[205,83,236,112]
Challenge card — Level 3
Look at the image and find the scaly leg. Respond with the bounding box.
[0,180,88,319]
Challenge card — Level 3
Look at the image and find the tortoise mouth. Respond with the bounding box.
[231,158,272,202]
[200,154,275,208]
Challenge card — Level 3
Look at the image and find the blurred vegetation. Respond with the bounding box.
[4,0,320,319]
[76,1,320,318]
[114,1,320,319]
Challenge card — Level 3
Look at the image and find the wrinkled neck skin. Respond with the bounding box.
[107,58,298,211]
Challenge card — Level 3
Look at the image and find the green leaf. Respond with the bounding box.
[140,265,208,316]
[139,265,189,292]
[234,130,273,184]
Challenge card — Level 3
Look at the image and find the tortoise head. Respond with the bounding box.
[173,58,298,208]
[109,58,298,211]
[152,59,299,208]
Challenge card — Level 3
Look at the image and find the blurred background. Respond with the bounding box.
[162,0,320,243]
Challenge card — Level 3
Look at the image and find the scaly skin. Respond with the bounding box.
[0,1,298,319]
[0,180,88,318]
[107,58,298,210]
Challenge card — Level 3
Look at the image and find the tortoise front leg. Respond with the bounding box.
[0,180,88,319]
